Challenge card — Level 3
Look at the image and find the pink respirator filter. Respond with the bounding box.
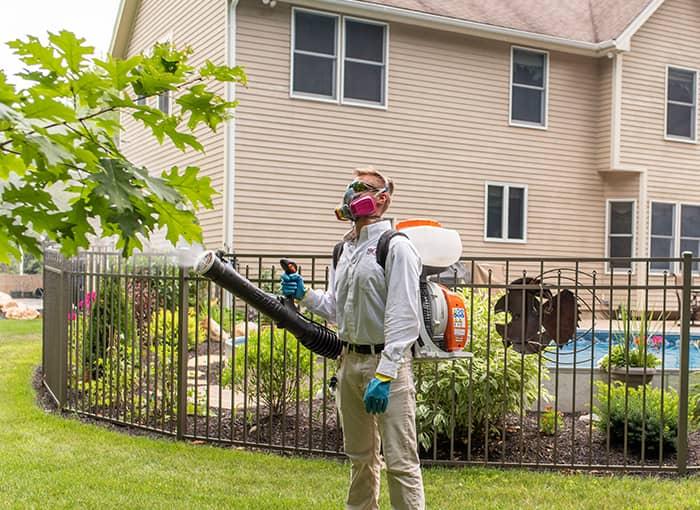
[349,195,378,218]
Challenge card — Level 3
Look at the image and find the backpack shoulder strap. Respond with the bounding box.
[332,241,345,270]
[376,229,409,270]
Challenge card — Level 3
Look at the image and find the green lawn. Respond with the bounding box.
[1,320,700,509]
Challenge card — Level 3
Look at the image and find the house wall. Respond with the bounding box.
[233,0,607,259]
[120,0,228,249]
[620,0,700,226]
[612,0,700,310]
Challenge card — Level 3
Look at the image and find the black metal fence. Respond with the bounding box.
[42,249,700,473]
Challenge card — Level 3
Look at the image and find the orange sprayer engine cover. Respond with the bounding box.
[440,286,468,351]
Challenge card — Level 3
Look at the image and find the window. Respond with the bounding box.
[291,9,339,99]
[510,47,548,127]
[291,9,387,107]
[650,202,676,271]
[681,205,700,271]
[485,183,527,242]
[158,91,170,114]
[607,200,635,271]
[136,95,147,106]
[342,18,387,106]
[666,67,697,141]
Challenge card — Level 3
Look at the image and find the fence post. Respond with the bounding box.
[176,267,189,440]
[57,263,69,408]
[677,251,692,475]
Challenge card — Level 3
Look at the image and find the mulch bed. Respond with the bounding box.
[33,366,700,472]
[420,411,700,470]
[185,404,343,454]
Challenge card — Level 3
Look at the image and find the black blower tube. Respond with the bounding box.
[195,251,343,359]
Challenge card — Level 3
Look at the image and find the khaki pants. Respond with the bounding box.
[336,350,425,510]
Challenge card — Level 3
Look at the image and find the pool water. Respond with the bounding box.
[547,330,700,369]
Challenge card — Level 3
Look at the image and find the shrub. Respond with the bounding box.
[148,308,209,351]
[221,327,319,416]
[689,383,700,429]
[415,289,548,451]
[539,405,564,436]
[83,277,134,379]
[599,344,660,371]
[594,381,678,454]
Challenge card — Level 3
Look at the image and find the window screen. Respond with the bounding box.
[681,205,700,271]
[486,184,526,241]
[292,11,338,98]
[511,49,547,126]
[158,92,170,114]
[667,67,696,140]
[607,201,634,269]
[343,19,386,105]
[650,203,675,271]
[486,185,504,239]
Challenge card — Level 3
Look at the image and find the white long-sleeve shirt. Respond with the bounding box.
[301,220,422,379]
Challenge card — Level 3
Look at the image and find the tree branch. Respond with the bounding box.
[0,75,207,150]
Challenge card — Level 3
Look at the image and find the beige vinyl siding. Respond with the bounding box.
[613,0,700,309]
[233,0,606,258]
[620,0,700,208]
[119,0,228,249]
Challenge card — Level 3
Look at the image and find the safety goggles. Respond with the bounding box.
[346,179,384,194]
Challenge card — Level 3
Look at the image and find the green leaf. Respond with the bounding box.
[0,71,18,104]
[8,36,66,76]
[177,84,235,131]
[95,55,142,90]
[23,96,76,122]
[0,223,23,265]
[162,166,215,209]
[48,30,93,73]
[200,60,248,85]
[156,200,202,246]
[93,159,139,212]
[0,153,27,178]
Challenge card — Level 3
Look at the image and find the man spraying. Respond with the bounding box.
[280,167,425,510]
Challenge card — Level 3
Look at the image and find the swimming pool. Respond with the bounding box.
[547,330,700,369]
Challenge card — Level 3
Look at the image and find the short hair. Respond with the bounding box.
[353,166,394,195]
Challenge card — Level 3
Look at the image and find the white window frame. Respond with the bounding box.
[483,182,528,243]
[289,7,388,110]
[605,199,636,274]
[680,202,700,274]
[648,200,677,274]
[289,7,341,104]
[664,65,698,144]
[648,200,700,275]
[509,46,549,130]
[340,16,389,109]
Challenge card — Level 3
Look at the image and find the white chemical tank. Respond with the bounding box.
[395,219,463,270]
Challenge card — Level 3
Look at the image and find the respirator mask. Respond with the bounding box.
[334,179,388,222]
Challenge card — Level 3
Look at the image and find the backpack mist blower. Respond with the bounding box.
[194,219,472,362]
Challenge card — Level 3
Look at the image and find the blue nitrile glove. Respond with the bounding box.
[280,272,306,300]
[363,378,391,414]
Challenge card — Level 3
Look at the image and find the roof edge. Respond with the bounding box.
[282,0,621,56]
[109,0,141,58]
[615,0,665,50]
